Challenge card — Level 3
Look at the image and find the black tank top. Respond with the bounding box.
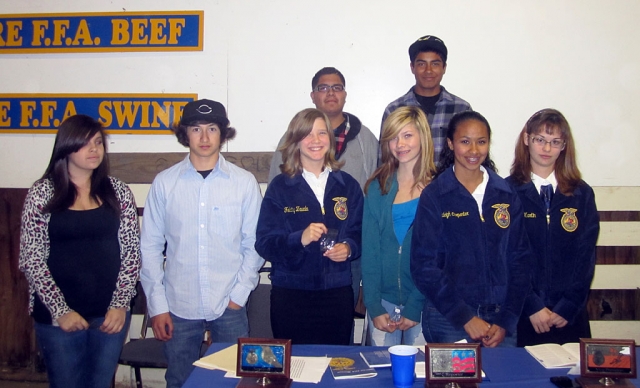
[32,205,120,324]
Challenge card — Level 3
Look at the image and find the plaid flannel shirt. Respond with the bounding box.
[381,86,471,163]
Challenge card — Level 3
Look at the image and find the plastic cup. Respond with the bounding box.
[389,345,418,388]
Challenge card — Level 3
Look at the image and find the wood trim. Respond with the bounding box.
[109,152,274,184]
[590,321,640,343]
[593,187,640,211]
[599,211,640,222]
[597,246,640,265]
[591,265,640,289]
[597,221,640,246]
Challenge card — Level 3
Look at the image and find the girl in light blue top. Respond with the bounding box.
[362,106,436,345]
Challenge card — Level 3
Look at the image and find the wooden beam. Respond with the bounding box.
[110,152,274,184]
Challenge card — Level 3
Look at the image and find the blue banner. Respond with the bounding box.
[0,94,198,134]
[0,11,203,53]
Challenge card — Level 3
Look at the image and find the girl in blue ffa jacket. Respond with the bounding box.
[410,111,531,347]
[255,108,363,345]
[362,106,435,346]
[507,109,599,346]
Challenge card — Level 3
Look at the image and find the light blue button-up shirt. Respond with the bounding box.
[140,154,264,320]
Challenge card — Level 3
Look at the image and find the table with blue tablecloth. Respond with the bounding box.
[183,343,640,388]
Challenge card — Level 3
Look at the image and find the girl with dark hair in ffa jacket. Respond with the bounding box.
[410,111,531,347]
[507,109,599,347]
[255,108,363,345]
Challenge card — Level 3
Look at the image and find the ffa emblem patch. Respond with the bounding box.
[491,204,511,229]
[329,357,355,368]
[333,197,348,220]
[560,208,578,232]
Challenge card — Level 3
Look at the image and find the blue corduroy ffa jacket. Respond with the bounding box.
[255,170,363,290]
[410,167,532,335]
[505,178,599,324]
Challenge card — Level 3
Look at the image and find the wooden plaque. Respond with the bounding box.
[236,338,292,388]
[576,338,636,388]
[425,343,482,388]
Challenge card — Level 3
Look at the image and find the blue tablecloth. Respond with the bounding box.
[183,343,640,387]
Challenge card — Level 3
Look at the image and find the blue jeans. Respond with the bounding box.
[422,300,516,347]
[165,307,249,388]
[34,312,131,388]
[367,299,425,346]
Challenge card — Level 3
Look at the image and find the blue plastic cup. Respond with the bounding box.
[389,345,418,388]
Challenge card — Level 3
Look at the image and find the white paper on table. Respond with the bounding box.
[224,356,331,384]
[415,361,426,378]
[193,344,237,372]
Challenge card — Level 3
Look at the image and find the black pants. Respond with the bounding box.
[270,285,353,345]
[517,307,591,347]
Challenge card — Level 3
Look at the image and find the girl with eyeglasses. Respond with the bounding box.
[410,111,531,347]
[507,108,599,346]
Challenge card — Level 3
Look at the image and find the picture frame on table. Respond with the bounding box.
[236,338,292,388]
[425,343,482,388]
[576,338,636,388]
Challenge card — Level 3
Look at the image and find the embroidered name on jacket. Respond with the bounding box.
[560,208,578,232]
[284,206,309,214]
[491,204,511,228]
[524,212,537,218]
[442,211,470,219]
[333,197,348,220]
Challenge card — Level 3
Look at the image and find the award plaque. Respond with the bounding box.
[236,338,292,388]
[425,343,482,388]
[576,338,636,388]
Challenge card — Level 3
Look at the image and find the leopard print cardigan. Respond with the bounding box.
[18,176,141,322]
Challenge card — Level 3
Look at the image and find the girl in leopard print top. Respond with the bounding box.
[18,114,141,388]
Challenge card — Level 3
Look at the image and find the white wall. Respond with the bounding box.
[2,0,639,188]
[2,2,638,386]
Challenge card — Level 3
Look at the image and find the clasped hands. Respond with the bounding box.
[56,307,127,334]
[301,222,350,262]
[529,307,568,333]
[464,316,506,348]
[372,313,418,333]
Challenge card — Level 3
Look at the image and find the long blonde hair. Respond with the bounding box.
[365,106,436,195]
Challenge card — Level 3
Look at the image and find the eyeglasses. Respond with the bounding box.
[314,84,345,93]
[529,135,565,149]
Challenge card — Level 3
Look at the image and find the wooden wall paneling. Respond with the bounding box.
[590,321,640,342]
[587,290,637,321]
[593,187,640,211]
[109,152,274,184]
[591,265,640,290]
[0,189,33,369]
[598,211,640,222]
[589,190,640,341]
[596,246,640,265]
[596,221,640,246]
